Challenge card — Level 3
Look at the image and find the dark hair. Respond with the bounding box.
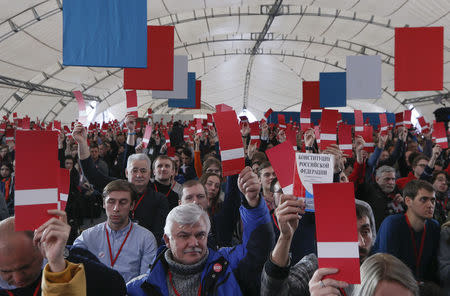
[153,155,173,170]
[103,179,138,203]
[251,151,267,163]
[257,161,273,177]
[356,203,371,221]
[202,158,222,174]
[412,155,429,168]
[89,143,99,149]
[403,180,434,200]
[181,180,206,200]
[407,151,421,166]
[199,172,222,185]
[431,170,449,184]
[0,161,13,173]
[181,148,192,158]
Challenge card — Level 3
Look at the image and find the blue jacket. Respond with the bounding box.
[127,197,274,296]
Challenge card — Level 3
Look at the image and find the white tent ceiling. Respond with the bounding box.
[0,0,449,124]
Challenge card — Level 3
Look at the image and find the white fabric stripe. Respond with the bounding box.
[380,126,388,131]
[300,118,310,124]
[142,138,150,144]
[196,129,202,133]
[15,188,58,206]
[403,121,411,125]
[250,135,259,140]
[317,242,359,258]
[320,133,336,141]
[436,138,447,143]
[279,124,286,128]
[364,143,375,147]
[339,144,352,150]
[221,147,245,161]
[127,107,137,112]
[60,193,68,202]
[354,126,363,132]
[166,139,170,144]
[316,139,321,143]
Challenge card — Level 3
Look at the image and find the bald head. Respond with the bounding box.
[0,217,43,288]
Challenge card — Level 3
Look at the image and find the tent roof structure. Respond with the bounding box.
[0,0,449,124]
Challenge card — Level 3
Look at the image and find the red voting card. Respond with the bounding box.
[196,119,202,135]
[379,113,388,136]
[22,117,30,130]
[5,128,14,144]
[313,182,360,284]
[433,121,448,149]
[73,91,87,126]
[286,127,298,150]
[207,114,213,127]
[266,141,295,194]
[418,116,430,134]
[300,105,312,132]
[215,104,233,113]
[163,130,171,147]
[142,125,153,148]
[126,90,138,117]
[58,168,70,211]
[249,122,260,147]
[263,108,273,121]
[213,111,245,176]
[15,131,59,230]
[403,110,412,129]
[124,26,174,90]
[395,112,404,128]
[363,125,375,153]
[320,109,339,151]
[53,120,61,131]
[303,81,321,110]
[354,110,364,137]
[395,27,443,91]
[338,124,353,156]
[278,114,286,129]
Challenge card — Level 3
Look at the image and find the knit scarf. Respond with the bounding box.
[164,249,209,296]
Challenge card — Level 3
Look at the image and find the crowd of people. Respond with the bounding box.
[0,113,449,295]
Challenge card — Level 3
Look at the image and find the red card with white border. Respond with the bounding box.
[58,168,70,211]
[313,182,360,284]
[73,91,88,126]
[432,121,448,148]
[266,141,295,194]
[418,116,430,134]
[213,111,245,176]
[141,125,153,148]
[163,130,171,147]
[249,122,260,147]
[363,125,375,152]
[285,127,298,151]
[403,110,412,129]
[5,128,14,144]
[395,112,403,128]
[126,90,138,117]
[379,113,388,136]
[320,109,339,151]
[263,108,273,122]
[15,130,59,231]
[338,124,353,156]
[354,110,363,137]
[278,114,287,130]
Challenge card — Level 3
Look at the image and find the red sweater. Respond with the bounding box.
[396,171,416,190]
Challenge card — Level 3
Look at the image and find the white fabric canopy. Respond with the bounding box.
[0,0,449,124]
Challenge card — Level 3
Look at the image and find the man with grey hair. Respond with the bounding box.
[357,165,404,230]
[127,166,275,296]
[73,118,169,244]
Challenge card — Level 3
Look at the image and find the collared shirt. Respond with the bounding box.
[73,220,157,282]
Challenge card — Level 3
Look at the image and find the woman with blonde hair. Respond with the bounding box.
[353,253,419,296]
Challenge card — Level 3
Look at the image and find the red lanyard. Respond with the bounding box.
[7,279,40,296]
[132,193,145,219]
[168,270,201,296]
[105,223,133,267]
[153,182,174,197]
[438,198,448,211]
[265,201,280,230]
[339,288,347,296]
[404,214,426,276]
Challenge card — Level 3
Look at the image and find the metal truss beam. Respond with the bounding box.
[150,5,396,31]
[174,35,394,66]
[403,92,450,105]
[243,1,283,109]
[0,75,100,101]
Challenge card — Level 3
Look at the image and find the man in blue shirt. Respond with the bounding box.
[372,179,440,283]
[74,179,157,282]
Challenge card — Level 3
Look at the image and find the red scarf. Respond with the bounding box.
[2,177,10,201]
